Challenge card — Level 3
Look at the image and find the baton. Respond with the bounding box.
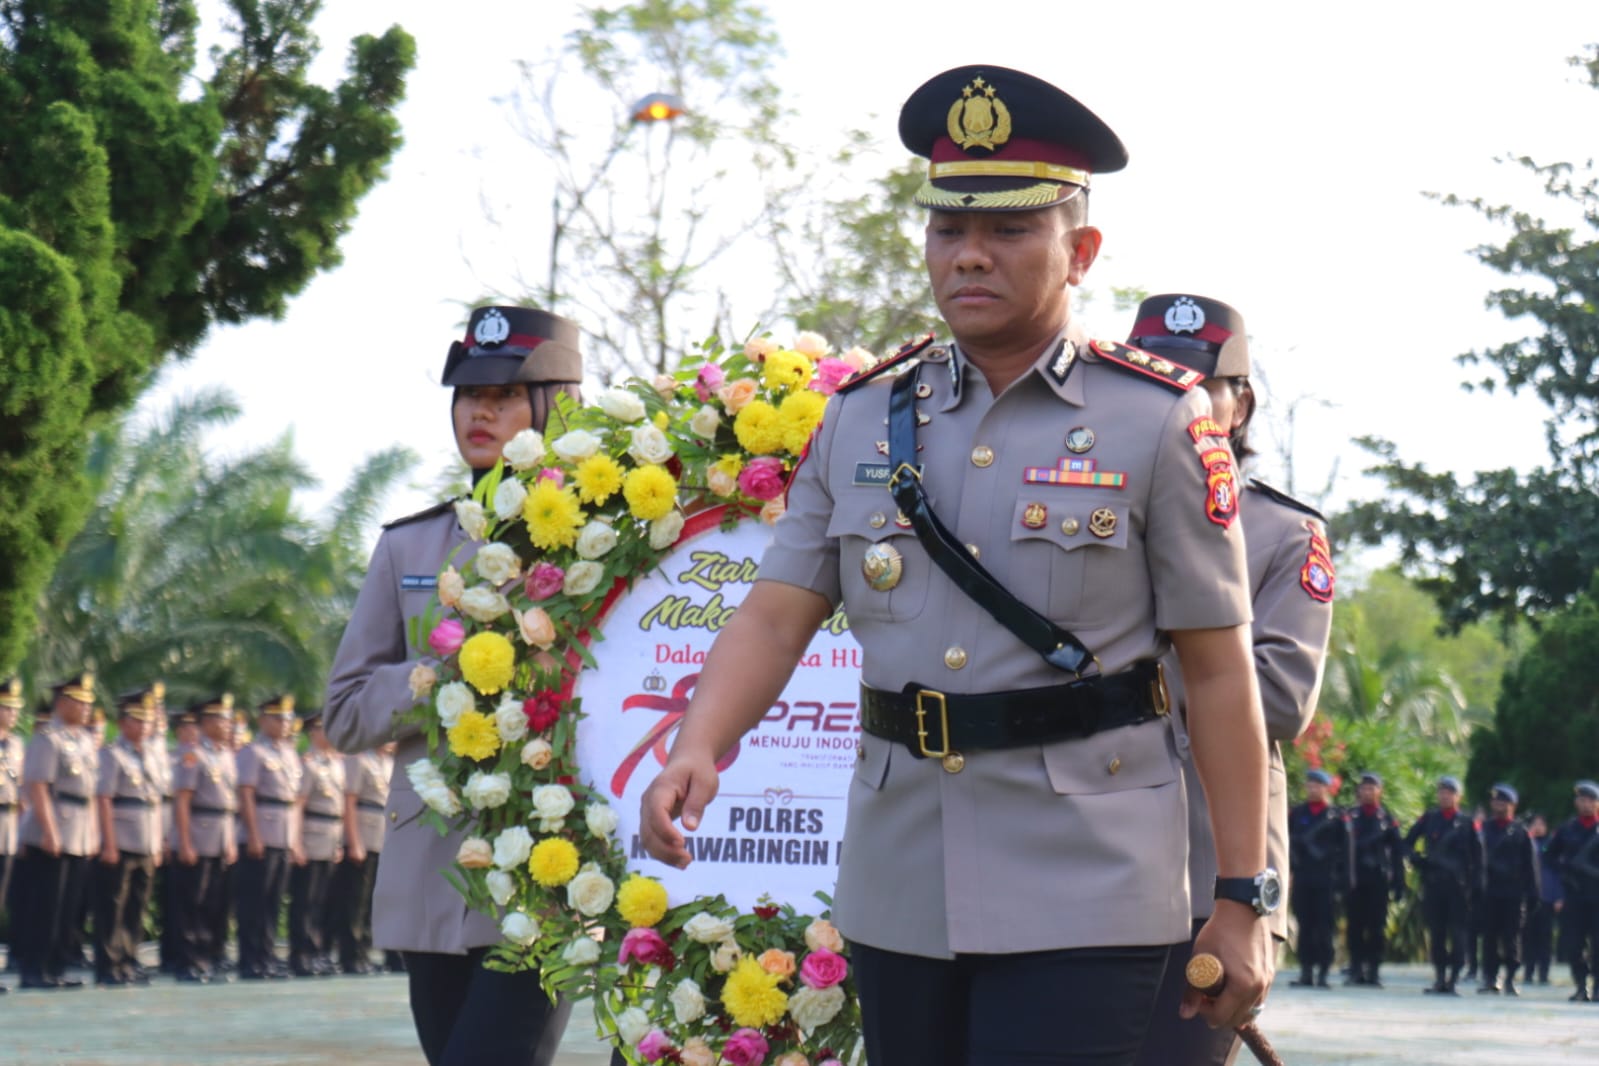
[1185,953,1286,1066]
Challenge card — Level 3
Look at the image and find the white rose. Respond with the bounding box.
[492,826,534,870]
[574,520,618,560]
[458,585,511,623]
[584,802,620,840]
[486,869,515,906]
[615,1007,651,1047]
[463,771,512,810]
[408,663,438,701]
[435,682,474,728]
[562,936,602,966]
[492,477,528,521]
[566,865,616,916]
[598,387,647,423]
[793,330,830,358]
[419,784,461,816]
[669,978,706,1025]
[682,912,735,944]
[551,429,601,462]
[405,758,443,791]
[501,428,546,471]
[531,784,574,830]
[454,499,488,541]
[688,404,721,438]
[648,511,684,550]
[562,561,604,597]
[710,939,741,973]
[490,699,525,744]
[501,911,541,947]
[627,424,673,465]
[520,738,553,769]
[788,984,846,1030]
[475,542,522,585]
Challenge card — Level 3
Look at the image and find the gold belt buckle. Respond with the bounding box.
[1150,662,1171,717]
[914,689,951,758]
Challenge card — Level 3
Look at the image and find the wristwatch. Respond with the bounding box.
[1213,868,1282,917]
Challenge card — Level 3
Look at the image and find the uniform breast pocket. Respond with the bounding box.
[1009,495,1130,620]
[829,493,928,623]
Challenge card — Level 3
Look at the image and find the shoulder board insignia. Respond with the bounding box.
[1088,340,1203,391]
[1246,478,1326,523]
[382,498,456,531]
[835,333,939,394]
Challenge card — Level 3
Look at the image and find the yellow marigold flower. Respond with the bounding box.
[733,400,784,455]
[762,349,814,392]
[722,955,790,1029]
[528,837,581,887]
[446,710,501,761]
[623,464,677,522]
[573,454,624,505]
[458,631,517,694]
[615,875,669,928]
[652,410,670,430]
[777,390,827,455]
[522,480,585,550]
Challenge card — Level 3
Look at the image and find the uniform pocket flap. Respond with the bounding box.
[853,737,892,791]
[1010,496,1130,551]
[826,490,912,544]
[1042,720,1178,796]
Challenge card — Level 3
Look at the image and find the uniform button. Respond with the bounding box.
[941,752,966,774]
[388,811,397,824]
[1061,518,1081,536]
[869,512,887,529]
[1107,757,1122,775]
[943,646,968,670]
[965,543,980,560]
[856,741,865,762]
[970,445,994,468]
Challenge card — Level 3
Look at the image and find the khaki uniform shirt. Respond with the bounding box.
[236,737,302,850]
[176,738,237,858]
[298,750,346,862]
[97,737,162,856]
[148,737,172,853]
[346,750,393,854]
[1172,480,1333,940]
[0,733,23,855]
[759,327,1252,958]
[325,503,498,953]
[19,722,98,856]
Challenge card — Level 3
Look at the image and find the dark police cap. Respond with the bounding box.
[51,671,96,704]
[191,692,234,718]
[116,686,162,721]
[1305,769,1332,786]
[899,64,1126,212]
[1436,775,1462,793]
[0,677,23,710]
[299,708,324,730]
[1127,294,1250,378]
[1359,771,1383,788]
[1491,782,1518,805]
[441,306,584,388]
[1575,780,1599,800]
[258,693,296,718]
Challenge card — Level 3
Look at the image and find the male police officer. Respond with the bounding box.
[92,687,164,985]
[1287,769,1351,988]
[1477,783,1539,996]
[0,677,25,977]
[1346,771,1404,987]
[331,742,396,974]
[234,694,301,978]
[1406,775,1485,995]
[1548,779,1599,1000]
[172,693,238,982]
[289,710,344,976]
[641,66,1272,1063]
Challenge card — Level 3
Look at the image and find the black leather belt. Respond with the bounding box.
[256,796,292,807]
[191,804,234,815]
[112,797,153,809]
[304,810,341,822]
[0,801,13,810]
[55,792,89,807]
[860,660,1168,758]
[357,800,385,813]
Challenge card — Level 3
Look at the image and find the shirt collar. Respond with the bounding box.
[939,323,1086,412]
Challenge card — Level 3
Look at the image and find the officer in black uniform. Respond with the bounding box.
[1548,779,1599,1001]
[1477,783,1539,996]
[1287,768,1350,987]
[1405,775,1485,995]
[1346,771,1404,987]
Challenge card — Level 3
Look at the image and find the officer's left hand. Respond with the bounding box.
[99,844,118,866]
[1183,901,1273,1030]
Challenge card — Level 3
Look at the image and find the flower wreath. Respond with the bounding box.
[403,331,876,1065]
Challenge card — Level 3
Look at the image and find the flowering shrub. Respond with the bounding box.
[403,331,879,1064]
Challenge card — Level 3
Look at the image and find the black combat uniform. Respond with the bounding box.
[1547,798,1599,1001]
[1288,796,1351,986]
[1347,799,1404,985]
[1406,802,1485,994]
[1478,797,1539,995]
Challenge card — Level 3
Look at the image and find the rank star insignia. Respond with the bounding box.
[1065,426,1096,454]
[1088,507,1118,539]
[473,308,511,346]
[946,76,1013,152]
[1164,296,1206,335]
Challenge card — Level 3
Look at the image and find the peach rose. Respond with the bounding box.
[515,606,557,650]
[758,947,796,979]
[803,918,844,954]
[744,336,779,361]
[456,838,493,869]
[437,566,465,608]
[717,377,759,414]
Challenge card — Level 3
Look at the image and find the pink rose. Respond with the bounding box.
[427,618,466,657]
[819,1060,844,1066]
[738,456,786,502]
[525,562,565,601]
[619,926,674,968]
[694,363,726,402]
[538,467,565,486]
[722,1029,770,1066]
[809,358,854,396]
[637,1030,674,1062]
[799,948,848,989]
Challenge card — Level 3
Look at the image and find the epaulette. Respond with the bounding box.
[382,498,456,532]
[835,333,939,394]
[1246,477,1326,523]
[1086,339,1203,392]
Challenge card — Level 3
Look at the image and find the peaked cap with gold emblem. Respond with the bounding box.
[258,693,297,718]
[441,306,585,388]
[192,692,235,718]
[1127,293,1250,378]
[0,676,24,709]
[900,64,1127,212]
[51,672,96,705]
[116,685,163,721]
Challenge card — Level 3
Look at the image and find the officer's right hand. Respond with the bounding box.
[178,843,198,866]
[246,837,264,860]
[99,844,118,866]
[1183,901,1272,1030]
[639,754,720,869]
[347,841,367,864]
[40,826,62,857]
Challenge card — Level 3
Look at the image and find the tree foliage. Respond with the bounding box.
[0,0,414,670]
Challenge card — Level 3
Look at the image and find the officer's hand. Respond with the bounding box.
[223,843,237,866]
[99,844,118,866]
[246,837,264,860]
[1183,901,1272,1030]
[639,754,720,870]
[348,841,367,865]
[152,850,164,869]
[179,844,198,866]
[290,846,307,867]
[41,826,62,857]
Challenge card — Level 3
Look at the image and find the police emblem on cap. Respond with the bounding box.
[947,76,1012,152]
[473,308,511,347]
[1164,297,1206,335]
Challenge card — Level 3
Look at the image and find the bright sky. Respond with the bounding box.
[150,1,1594,535]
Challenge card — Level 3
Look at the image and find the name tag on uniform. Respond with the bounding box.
[401,575,438,591]
[853,462,918,488]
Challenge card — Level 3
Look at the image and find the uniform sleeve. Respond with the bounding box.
[95,748,118,794]
[23,735,57,786]
[1252,518,1334,743]
[235,745,260,789]
[342,754,365,796]
[1145,390,1252,632]
[324,531,421,754]
[174,754,199,793]
[296,759,313,801]
[757,394,844,604]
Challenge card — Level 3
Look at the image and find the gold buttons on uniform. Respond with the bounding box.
[943,646,968,670]
[1107,757,1123,776]
[965,543,980,560]
[389,811,398,824]
[869,512,887,529]
[970,445,994,468]
[1061,517,1081,536]
[856,741,865,762]
[941,752,966,774]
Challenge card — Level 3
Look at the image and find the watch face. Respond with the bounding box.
[1257,869,1283,913]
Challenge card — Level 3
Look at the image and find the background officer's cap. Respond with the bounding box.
[116,686,161,721]
[1491,782,1518,805]
[51,672,95,704]
[441,306,584,389]
[170,708,199,728]
[192,692,234,718]
[0,677,23,709]
[899,64,1126,212]
[1305,769,1332,786]
[258,693,296,718]
[299,708,324,731]
[1436,775,1462,793]
[1127,294,1251,378]
[1359,771,1383,788]
[1575,780,1599,800]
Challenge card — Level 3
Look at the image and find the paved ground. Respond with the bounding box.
[2,960,1595,1064]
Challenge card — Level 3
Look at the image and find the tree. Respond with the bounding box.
[0,0,415,670]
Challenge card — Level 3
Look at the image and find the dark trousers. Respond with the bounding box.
[13,847,89,980]
[1422,877,1470,979]
[1565,896,1599,990]
[403,948,603,1066]
[1481,895,1525,982]
[1134,920,1239,1066]
[329,851,378,968]
[851,939,1169,1066]
[1290,880,1335,975]
[234,847,290,973]
[93,851,154,980]
[173,855,227,973]
[1345,879,1389,979]
[0,849,14,921]
[1525,901,1554,980]
[156,862,179,971]
[288,857,335,969]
